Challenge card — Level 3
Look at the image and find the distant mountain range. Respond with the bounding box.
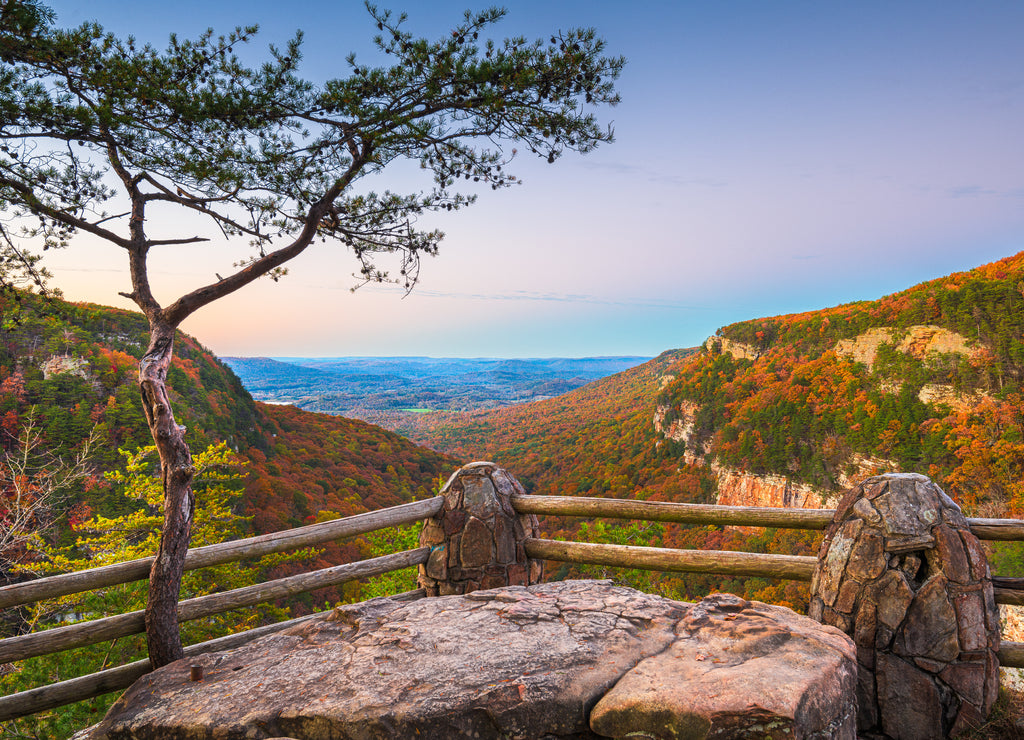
[222,356,652,420]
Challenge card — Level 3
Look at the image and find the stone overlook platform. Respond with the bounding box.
[77,581,857,740]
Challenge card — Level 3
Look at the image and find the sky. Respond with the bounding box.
[36,0,1024,358]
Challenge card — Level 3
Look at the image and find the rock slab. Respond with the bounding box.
[590,593,858,740]
[80,582,856,740]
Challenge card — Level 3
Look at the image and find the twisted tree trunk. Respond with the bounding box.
[139,322,195,668]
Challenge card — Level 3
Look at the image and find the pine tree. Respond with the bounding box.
[0,1,622,664]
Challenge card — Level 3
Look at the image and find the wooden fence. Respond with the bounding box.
[512,494,1024,604]
[0,497,443,722]
[2,491,1024,724]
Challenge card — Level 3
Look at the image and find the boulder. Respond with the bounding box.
[590,593,858,739]
[79,582,856,740]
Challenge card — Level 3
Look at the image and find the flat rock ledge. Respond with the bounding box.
[78,581,856,740]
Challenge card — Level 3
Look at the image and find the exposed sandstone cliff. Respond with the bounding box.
[704,336,760,361]
[39,355,91,381]
[834,324,977,371]
[916,383,987,413]
[714,467,836,510]
[710,453,900,512]
[654,399,895,511]
[652,400,699,445]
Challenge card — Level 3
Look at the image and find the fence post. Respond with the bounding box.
[808,473,1000,738]
[418,462,543,596]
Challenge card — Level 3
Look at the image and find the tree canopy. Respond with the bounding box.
[0,0,622,316]
[0,0,623,665]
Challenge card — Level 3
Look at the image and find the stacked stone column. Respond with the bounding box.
[809,473,999,739]
[418,462,543,596]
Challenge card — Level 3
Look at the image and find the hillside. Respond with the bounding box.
[405,252,1024,606]
[664,251,1024,518]
[396,348,699,499]
[0,291,458,572]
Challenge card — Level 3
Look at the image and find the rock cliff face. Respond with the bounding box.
[704,336,760,361]
[77,582,857,740]
[916,383,987,413]
[711,325,977,371]
[659,325,985,513]
[833,325,977,371]
[655,390,907,511]
[714,468,834,510]
[39,355,92,381]
[653,400,699,445]
[654,400,877,511]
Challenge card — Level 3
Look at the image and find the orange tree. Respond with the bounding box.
[0,0,623,665]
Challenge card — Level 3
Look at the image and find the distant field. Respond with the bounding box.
[223,356,652,421]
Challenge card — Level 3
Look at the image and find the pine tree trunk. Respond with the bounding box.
[139,322,195,668]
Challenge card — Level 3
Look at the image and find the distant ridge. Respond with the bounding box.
[223,355,652,417]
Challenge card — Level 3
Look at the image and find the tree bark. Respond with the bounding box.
[139,322,195,668]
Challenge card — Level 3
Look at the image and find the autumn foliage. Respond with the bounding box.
[0,291,457,590]
[404,251,1024,607]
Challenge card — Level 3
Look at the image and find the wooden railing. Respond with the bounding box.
[510,494,1024,668]
[0,497,443,722]
[4,490,1024,724]
[511,494,1024,541]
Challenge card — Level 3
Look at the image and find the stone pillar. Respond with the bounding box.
[808,473,1000,739]
[418,462,543,596]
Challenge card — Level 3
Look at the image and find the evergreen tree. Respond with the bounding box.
[0,1,622,665]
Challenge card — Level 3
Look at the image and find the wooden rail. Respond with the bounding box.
[511,495,1024,541]
[525,538,817,581]
[0,548,428,664]
[0,496,443,611]
[514,495,834,530]
[968,518,1024,541]
[0,589,427,723]
[1000,641,1024,670]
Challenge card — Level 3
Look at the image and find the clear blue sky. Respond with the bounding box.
[40,1,1024,357]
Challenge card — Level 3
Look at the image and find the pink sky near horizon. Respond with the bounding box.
[35,0,1024,358]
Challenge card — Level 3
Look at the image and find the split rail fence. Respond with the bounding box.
[2,492,1024,724]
